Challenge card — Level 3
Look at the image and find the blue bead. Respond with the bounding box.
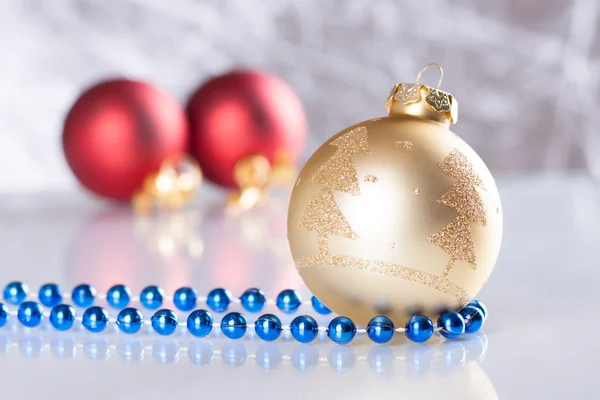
[437,311,465,339]
[82,306,109,333]
[3,281,28,305]
[240,288,266,313]
[311,296,332,315]
[206,288,232,312]
[107,284,132,309]
[405,315,434,343]
[140,286,164,310]
[459,306,485,334]
[327,316,356,344]
[173,287,197,311]
[17,301,43,328]
[276,289,302,314]
[49,304,75,331]
[187,309,213,338]
[290,315,318,343]
[255,314,282,341]
[0,303,8,327]
[38,283,62,307]
[466,300,487,319]
[220,312,247,339]
[151,309,178,336]
[366,316,395,344]
[71,284,96,308]
[117,308,143,334]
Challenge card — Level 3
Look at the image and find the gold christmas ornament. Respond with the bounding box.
[288,64,502,326]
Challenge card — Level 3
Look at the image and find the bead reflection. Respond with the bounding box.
[0,333,9,353]
[0,329,489,374]
[221,342,248,367]
[328,346,355,372]
[255,342,282,369]
[118,338,144,362]
[39,319,53,333]
[368,345,395,374]
[83,337,110,360]
[153,340,179,364]
[51,337,77,359]
[188,341,214,366]
[291,344,319,372]
[19,335,43,358]
[406,343,434,376]
[436,340,466,373]
[463,332,488,362]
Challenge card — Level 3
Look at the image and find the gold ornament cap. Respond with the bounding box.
[385,63,458,126]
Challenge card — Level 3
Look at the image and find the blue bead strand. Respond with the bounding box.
[437,311,466,339]
[117,308,143,334]
[466,300,488,319]
[13,284,351,315]
[151,309,179,336]
[140,286,164,310]
[239,288,266,313]
[71,284,96,308]
[366,316,395,344]
[187,309,213,338]
[311,296,332,315]
[206,288,232,312]
[290,315,319,343]
[82,306,109,333]
[327,316,356,345]
[459,306,485,334]
[220,312,247,339]
[0,281,487,344]
[255,314,282,341]
[49,304,76,331]
[405,315,434,343]
[276,289,302,314]
[0,306,485,344]
[173,287,197,311]
[38,283,62,307]
[107,285,132,309]
[0,303,8,328]
[3,282,28,305]
[17,301,43,328]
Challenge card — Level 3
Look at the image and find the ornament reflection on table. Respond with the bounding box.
[288,64,503,326]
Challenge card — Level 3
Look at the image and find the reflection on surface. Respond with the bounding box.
[0,326,488,372]
[64,195,302,296]
[0,323,496,398]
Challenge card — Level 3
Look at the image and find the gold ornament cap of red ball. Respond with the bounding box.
[288,63,502,326]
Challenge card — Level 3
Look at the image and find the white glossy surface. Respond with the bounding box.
[0,173,597,399]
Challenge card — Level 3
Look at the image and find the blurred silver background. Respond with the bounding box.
[0,0,599,192]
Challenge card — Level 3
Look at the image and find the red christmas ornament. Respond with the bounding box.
[187,70,307,188]
[63,79,189,200]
